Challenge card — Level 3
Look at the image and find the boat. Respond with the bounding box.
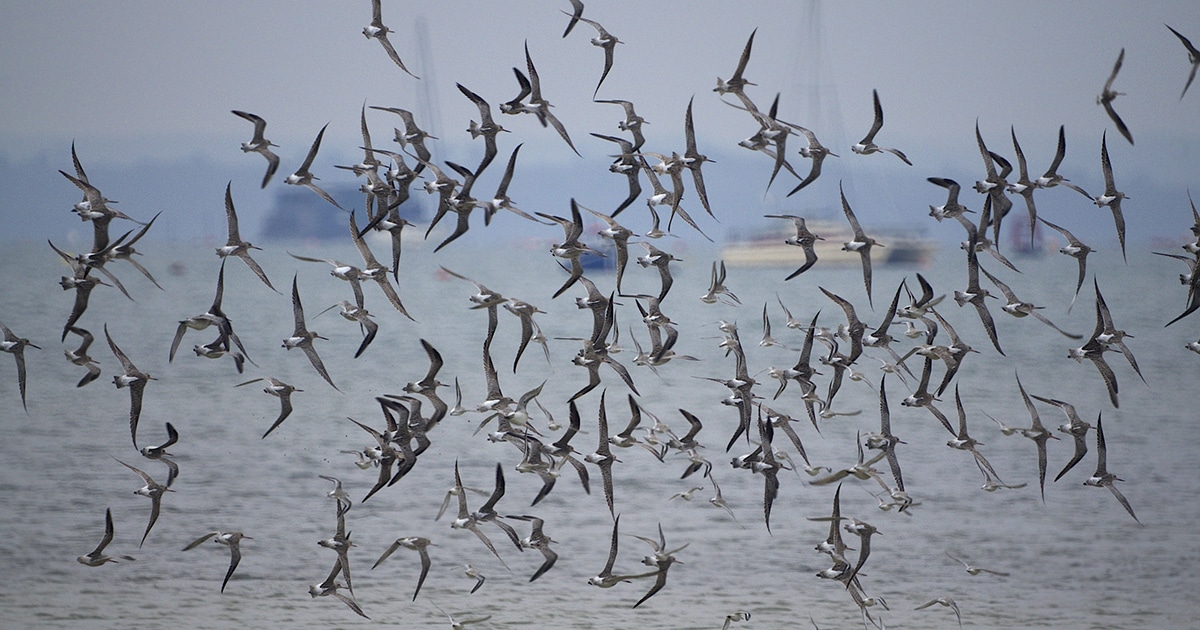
[721,218,938,269]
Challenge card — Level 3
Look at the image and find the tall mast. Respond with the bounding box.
[413,14,441,166]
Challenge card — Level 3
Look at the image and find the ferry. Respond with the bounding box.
[721,218,938,269]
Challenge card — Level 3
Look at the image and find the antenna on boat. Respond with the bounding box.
[412,15,442,166]
[795,0,848,155]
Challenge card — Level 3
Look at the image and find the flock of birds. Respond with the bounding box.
[4,1,1200,627]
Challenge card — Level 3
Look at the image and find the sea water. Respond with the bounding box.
[0,236,1196,629]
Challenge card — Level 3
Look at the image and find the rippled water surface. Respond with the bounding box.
[0,239,1196,629]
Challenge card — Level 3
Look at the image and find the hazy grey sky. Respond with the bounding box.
[1,1,1197,244]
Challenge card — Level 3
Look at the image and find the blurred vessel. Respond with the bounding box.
[721,218,938,268]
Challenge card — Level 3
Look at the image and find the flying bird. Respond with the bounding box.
[510,42,581,157]
[77,508,135,566]
[1009,372,1061,502]
[589,514,643,588]
[50,239,122,335]
[585,206,636,293]
[450,461,510,568]
[945,550,1009,577]
[1093,132,1129,261]
[538,199,600,299]
[635,241,682,302]
[566,14,620,98]
[105,325,155,448]
[594,98,648,151]
[285,123,343,209]
[841,517,880,588]
[104,212,163,291]
[139,421,179,488]
[432,602,491,628]
[1166,24,1200,99]
[283,275,338,391]
[363,0,419,78]
[236,376,302,439]
[1068,284,1122,409]
[753,411,783,533]
[682,97,716,219]
[972,123,1014,241]
[1098,48,1133,145]
[765,214,823,280]
[317,510,357,595]
[715,29,757,96]
[868,375,907,495]
[788,124,839,196]
[0,319,39,412]
[1031,395,1092,482]
[700,260,740,306]
[915,597,962,629]
[372,536,435,601]
[348,211,416,320]
[512,515,558,582]
[926,176,974,223]
[590,132,643,217]
[979,264,1079,339]
[231,110,280,188]
[169,259,245,363]
[585,391,620,517]
[64,326,102,387]
[631,523,687,608]
[114,457,173,547]
[1093,277,1145,383]
[1086,413,1140,523]
[1038,217,1093,312]
[838,183,882,308]
[851,90,911,165]
[953,234,1004,355]
[561,0,585,38]
[216,182,276,292]
[320,474,353,517]
[309,558,369,619]
[1034,125,1093,199]
[371,106,437,175]
[1006,128,1041,243]
[183,531,252,592]
[457,83,508,177]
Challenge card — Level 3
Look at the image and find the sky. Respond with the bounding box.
[1,1,1197,246]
